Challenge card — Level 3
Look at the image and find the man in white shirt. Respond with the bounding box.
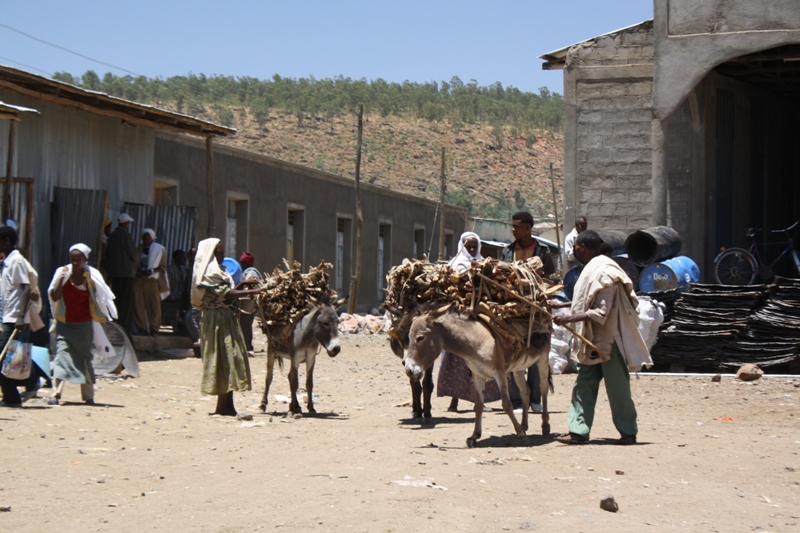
[564,217,588,270]
[0,226,31,407]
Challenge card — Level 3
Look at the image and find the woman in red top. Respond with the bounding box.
[47,244,115,405]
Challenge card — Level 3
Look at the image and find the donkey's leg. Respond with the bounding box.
[410,378,423,419]
[305,351,317,414]
[512,370,530,434]
[422,366,434,423]
[499,370,526,439]
[288,361,302,415]
[467,376,486,448]
[538,356,551,435]
[260,348,276,412]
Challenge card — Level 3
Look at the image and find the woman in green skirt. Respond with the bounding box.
[191,238,261,416]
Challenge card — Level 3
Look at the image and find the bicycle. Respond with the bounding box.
[713,220,800,285]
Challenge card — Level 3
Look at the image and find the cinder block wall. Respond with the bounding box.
[564,22,656,233]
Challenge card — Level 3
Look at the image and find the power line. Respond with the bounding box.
[0,55,52,77]
[0,21,144,78]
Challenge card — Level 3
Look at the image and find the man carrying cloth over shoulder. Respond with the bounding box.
[551,230,652,445]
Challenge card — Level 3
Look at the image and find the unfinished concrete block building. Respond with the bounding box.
[541,0,800,277]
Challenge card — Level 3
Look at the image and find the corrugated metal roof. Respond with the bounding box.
[539,20,653,68]
[0,65,235,137]
[0,99,39,117]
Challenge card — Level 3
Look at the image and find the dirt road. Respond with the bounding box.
[1,331,798,532]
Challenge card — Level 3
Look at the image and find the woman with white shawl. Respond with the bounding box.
[47,244,117,405]
[192,238,261,416]
[436,232,504,411]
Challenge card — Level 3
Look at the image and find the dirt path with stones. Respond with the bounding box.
[1,329,799,532]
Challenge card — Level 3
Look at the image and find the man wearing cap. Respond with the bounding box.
[134,229,169,337]
[237,252,262,352]
[106,213,137,333]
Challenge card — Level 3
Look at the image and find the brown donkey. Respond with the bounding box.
[405,307,552,448]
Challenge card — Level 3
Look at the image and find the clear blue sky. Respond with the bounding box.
[1,0,653,95]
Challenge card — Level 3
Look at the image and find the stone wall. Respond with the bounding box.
[565,22,655,232]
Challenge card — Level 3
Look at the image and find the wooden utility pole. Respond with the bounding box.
[205,136,215,237]
[347,104,364,314]
[437,147,446,260]
[548,162,565,272]
[3,119,17,222]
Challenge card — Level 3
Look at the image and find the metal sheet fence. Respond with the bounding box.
[123,203,198,260]
[51,187,107,269]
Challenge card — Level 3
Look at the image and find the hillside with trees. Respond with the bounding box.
[53,70,565,219]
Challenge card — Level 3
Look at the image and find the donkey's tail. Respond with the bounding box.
[548,370,555,394]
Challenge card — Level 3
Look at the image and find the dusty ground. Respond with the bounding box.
[1,330,799,533]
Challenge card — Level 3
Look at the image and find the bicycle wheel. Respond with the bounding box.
[714,248,757,285]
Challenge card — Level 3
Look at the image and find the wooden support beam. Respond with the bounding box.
[206,136,215,237]
[3,119,17,222]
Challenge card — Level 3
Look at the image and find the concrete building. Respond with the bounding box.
[154,133,465,312]
[540,0,800,277]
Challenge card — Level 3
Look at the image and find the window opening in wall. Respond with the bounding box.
[378,223,392,301]
[287,208,305,267]
[444,232,454,260]
[414,228,425,259]
[153,179,178,206]
[226,196,249,259]
[336,218,352,293]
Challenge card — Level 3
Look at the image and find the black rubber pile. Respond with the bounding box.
[720,277,800,368]
[650,284,767,367]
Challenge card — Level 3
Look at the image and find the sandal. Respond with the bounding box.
[555,433,589,445]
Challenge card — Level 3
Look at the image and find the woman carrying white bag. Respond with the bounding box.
[47,244,117,406]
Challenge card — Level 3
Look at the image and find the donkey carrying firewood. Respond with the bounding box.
[404,304,553,447]
[259,294,348,415]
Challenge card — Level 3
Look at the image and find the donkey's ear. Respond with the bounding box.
[427,302,453,319]
[387,328,401,341]
[334,295,349,308]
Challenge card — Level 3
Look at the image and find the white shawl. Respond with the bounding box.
[47,264,118,359]
[145,240,171,300]
[191,238,233,311]
[448,231,483,273]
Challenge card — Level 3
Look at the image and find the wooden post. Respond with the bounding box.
[437,147,446,261]
[549,162,565,272]
[3,119,17,222]
[205,136,215,237]
[347,104,364,314]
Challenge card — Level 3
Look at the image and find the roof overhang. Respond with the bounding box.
[539,20,654,71]
[0,65,235,137]
[0,100,39,121]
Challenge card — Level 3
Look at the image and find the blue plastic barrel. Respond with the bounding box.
[221,257,243,285]
[563,265,583,300]
[639,256,699,292]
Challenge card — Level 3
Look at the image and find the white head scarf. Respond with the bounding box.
[143,228,156,241]
[69,243,91,258]
[448,231,483,273]
[191,238,232,310]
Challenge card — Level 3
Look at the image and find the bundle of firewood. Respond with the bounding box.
[255,261,336,333]
[384,257,564,347]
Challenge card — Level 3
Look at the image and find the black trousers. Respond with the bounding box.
[111,277,134,333]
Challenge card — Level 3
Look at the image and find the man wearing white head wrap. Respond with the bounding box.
[438,231,504,412]
[133,229,169,336]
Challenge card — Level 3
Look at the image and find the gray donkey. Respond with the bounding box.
[260,294,348,415]
[405,305,552,448]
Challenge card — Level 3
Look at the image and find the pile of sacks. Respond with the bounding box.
[338,313,387,335]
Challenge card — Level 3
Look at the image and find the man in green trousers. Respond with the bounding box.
[550,230,653,445]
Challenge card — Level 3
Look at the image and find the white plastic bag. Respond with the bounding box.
[1,339,32,380]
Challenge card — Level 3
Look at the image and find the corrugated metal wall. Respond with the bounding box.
[0,89,155,296]
[123,203,198,261]
[51,187,107,269]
